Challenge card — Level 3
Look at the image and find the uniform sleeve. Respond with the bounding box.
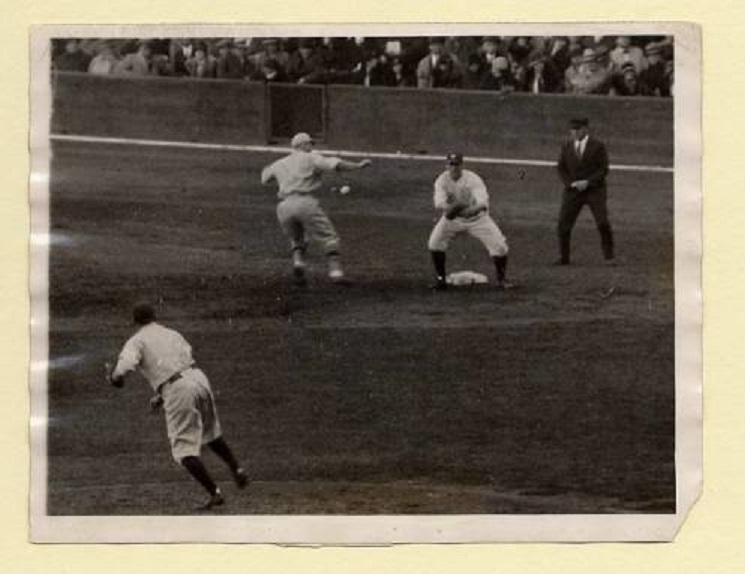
[260,163,275,185]
[433,173,450,210]
[112,336,143,379]
[468,173,489,208]
[310,152,341,172]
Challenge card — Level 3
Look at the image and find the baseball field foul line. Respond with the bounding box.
[50,134,674,174]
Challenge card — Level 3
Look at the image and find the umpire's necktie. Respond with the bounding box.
[575,141,583,160]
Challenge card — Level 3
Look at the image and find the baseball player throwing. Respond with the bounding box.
[107,302,248,511]
[428,153,513,290]
[261,132,372,286]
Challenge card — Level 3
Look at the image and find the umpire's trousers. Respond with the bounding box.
[557,187,614,263]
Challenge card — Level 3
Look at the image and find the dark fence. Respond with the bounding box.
[51,73,673,166]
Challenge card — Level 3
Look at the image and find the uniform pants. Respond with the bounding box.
[276,194,340,255]
[428,213,508,256]
[557,188,614,262]
[162,368,222,463]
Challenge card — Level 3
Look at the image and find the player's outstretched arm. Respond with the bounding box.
[337,159,372,171]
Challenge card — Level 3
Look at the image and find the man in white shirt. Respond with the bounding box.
[108,303,248,510]
[261,132,372,286]
[427,153,513,290]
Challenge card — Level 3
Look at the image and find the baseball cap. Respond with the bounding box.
[291,132,314,148]
[446,152,463,165]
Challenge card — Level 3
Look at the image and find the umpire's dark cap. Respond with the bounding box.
[133,302,157,325]
[446,152,464,165]
[569,117,589,129]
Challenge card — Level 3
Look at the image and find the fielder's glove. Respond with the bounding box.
[445,205,466,220]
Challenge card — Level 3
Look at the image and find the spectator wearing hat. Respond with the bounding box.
[563,46,585,93]
[462,53,488,90]
[251,58,289,83]
[546,36,572,77]
[215,39,244,80]
[479,36,504,70]
[54,39,92,72]
[480,55,515,92]
[523,50,562,94]
[113,41,152,76]
[610,36,647,75]
[431,53,463,89]
[389,57,415,87]
[639,43,671,97]
[185,43,216,78]
[556,118,614,265]
[567,48,612,95]
[250,38,290,76]
[287,39,327,84]
[353,50,395,87]
[611,62,642,96]
[416,37,460,88]
[88,41,119,76]
[168,38,196,76]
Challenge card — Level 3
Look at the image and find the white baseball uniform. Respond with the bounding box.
[112,322,222,462]
[261,150,343,254]
[427,168,509,256]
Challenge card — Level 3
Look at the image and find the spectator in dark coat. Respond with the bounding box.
[611,62,642,96]
[524,50,563,93]
[462,53,487,90]
[252,58,289,83]
[168,38,196,76]
[390,57,415,87]
[54,39,91,72]
[431,54,463,89]
[287,39,327,84]
[480,56,515,92]
[639,43,671,97]
[215,40,244,79]
[355,51,395,87]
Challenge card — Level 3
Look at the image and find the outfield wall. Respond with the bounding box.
[51,72,673,166]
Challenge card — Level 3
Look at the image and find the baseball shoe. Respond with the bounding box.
[232,467,249,489]
[196,489,225,511]
[329,269,353,286]
[292,266,308,287]
[430,279,448,291]
[553,259,570,266]
[604,258,617,266]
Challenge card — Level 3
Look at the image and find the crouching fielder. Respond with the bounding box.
[428,153,513,290]
[261,132,372,286]
[107,303,248,511]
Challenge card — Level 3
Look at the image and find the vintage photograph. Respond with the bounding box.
[30,24,700,543]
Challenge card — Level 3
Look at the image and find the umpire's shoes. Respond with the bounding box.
[232,467,249,489]
[553,258,570,266]
[495,280,517,291]
[292,266,308,287]
[196,489,225,511]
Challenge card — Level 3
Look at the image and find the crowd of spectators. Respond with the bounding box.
[52,35,674,97]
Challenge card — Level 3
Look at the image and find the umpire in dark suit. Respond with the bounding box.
[556,117,615,265]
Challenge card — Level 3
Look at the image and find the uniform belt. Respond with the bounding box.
[156,365,196,395]
[459,207,487,220]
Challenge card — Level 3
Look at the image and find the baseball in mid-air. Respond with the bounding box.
[340,185,351,195]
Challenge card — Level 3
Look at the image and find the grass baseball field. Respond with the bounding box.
[45,140,674,515]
